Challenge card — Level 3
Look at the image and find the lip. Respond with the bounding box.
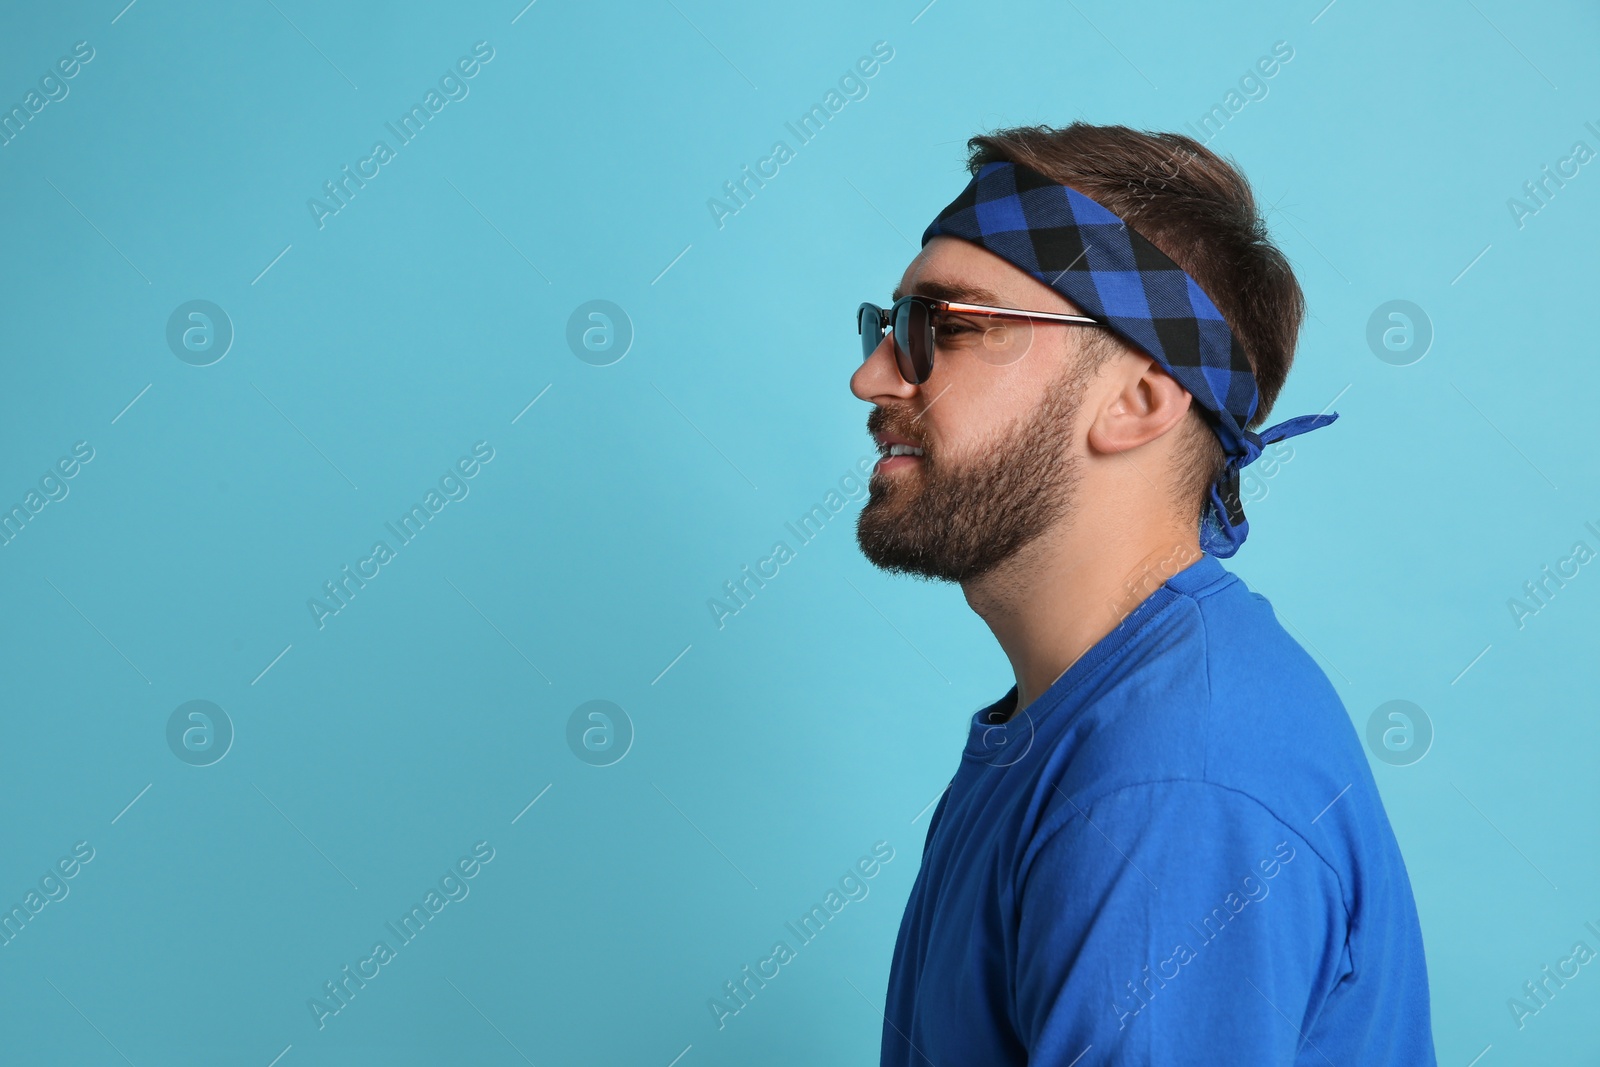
[874,431,924,451]
[874,452,923,474]
[871,426,926,475]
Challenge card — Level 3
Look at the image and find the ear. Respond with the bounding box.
[1086,357,1194,455]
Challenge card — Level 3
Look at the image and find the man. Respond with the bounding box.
[852,123,1435,1065]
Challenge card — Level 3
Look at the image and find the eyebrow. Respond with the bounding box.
[889,279,1006,305]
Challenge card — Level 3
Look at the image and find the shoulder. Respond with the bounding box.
[1048,566,1354,792]
[1031,563,1389,919]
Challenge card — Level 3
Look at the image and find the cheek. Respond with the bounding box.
[917,402,991,468]
[981,361,1062,427]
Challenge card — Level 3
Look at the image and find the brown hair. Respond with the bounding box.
[964,122,1303,520]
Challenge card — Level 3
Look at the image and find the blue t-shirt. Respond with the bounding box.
[880,553,1436,1066]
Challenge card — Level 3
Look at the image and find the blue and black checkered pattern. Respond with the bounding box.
[921,160,1338,557]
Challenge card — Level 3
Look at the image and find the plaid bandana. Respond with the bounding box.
[921,160,1337,557]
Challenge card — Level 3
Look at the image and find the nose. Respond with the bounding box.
[851,328,917,403]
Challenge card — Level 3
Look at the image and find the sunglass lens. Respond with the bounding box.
[894,298,932,384]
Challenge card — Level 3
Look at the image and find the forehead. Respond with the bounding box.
[891,236,1080,313]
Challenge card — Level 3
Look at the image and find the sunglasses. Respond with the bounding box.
[857,295,1106,385]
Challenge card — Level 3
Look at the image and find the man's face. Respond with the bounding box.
[851,236,1108,582]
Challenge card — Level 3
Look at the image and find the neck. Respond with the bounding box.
[961,507,1201,721]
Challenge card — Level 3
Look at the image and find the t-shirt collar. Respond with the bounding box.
[961,552,1224,763]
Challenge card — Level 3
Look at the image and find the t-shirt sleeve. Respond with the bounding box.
[1013,779,1349,1066]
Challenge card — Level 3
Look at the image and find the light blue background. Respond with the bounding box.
[1,0,1596,1063]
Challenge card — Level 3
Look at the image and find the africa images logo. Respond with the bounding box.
[707,841,895,1030]
[307,441,495,630]
[1111,841,1297,1030]
[307,841,495,1030]
[307,42,496,230]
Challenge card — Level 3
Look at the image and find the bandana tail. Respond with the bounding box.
[1201,412,1340,558]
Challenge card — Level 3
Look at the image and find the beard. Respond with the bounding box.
[855,358,1095,583]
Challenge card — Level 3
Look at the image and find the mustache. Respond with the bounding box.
[866,406,929,449]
